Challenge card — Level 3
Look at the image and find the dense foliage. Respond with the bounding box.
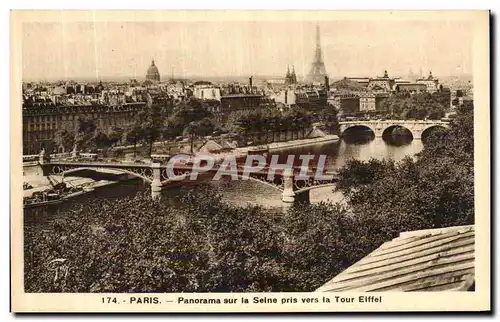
[25,188,377,292]
[223,106,336,145]
[379,91,449,120]
[26,104,474,293]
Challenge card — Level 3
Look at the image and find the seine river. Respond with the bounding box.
[25,136,424,224]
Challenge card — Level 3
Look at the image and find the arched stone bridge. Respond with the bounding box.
[40,158,339,204]
[339,120,450,140]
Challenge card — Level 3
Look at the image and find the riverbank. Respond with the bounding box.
[231,135,340,156]
[23,171,127,199]
[268,135,339,151]
[188,135,340,164]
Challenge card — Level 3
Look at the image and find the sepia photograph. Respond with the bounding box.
[10,10,490,312]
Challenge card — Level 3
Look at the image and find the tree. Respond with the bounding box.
[54,129,75,153]
[122,125,142,158]
[88,129,110,151]
[319,104,339,134]
[107,126,124,146]
[183,119,215,154]
[284,107,314,138]
[24,188,363,293]
[379,92,446,120]
[166,98,214,140]
[73,117,97,152]
[140,103,164,157]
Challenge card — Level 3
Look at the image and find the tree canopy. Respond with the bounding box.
[379,91,448,120]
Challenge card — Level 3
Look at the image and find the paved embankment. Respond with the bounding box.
[23,167,126,198]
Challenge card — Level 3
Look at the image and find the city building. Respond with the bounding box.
[220,93,263,117]
[266,79,286,86]
[345,77,370,87]
[271,80,328,110]
[285,65,298,86]
[359,92,376,112]
[416,71,440,93]
[193,82,222,114]
[146,59,161,82]
[332,93,360,116]
[366,70,395,92]
[21,78,175,154]
[395,83,428,94]
[193,82,222,101]
[22,102,146,154]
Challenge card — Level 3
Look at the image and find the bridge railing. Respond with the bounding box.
[23,152,73,163]
[50,152,72,160]
[22,155,38,162]
[339,119,449,124]
[79,153,98,161]
[151,154,171,162]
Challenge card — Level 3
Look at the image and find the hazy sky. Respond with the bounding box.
[22,20,473,81]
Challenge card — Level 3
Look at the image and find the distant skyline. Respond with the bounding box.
[22,20,473,81]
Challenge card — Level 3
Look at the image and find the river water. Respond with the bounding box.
[25,136,423,223]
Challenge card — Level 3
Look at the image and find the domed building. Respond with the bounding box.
[146,59,160,82]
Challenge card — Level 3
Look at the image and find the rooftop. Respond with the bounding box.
[316,225,475,292]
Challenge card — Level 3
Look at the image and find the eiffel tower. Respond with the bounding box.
[308,24,328,83]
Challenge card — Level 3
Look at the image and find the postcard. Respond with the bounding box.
[11,10,490,312]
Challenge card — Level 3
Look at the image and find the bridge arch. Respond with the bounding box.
[295,183,336,195]
[159,170,285,192]
[421,124,449,142]
[340,124,376,137]
[292,183,338,204]
[381,124,414,141]
[239,175,284,192]
[339,120,450,140]
[53,166,154,183]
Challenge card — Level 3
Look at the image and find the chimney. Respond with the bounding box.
[324,76,330,92]
[249,76,253,93]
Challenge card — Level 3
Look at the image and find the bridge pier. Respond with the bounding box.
[151,163,162,200]
[38,149,46,165]
[71,145,79,158]
[281,168,295,203]
[294,190,311,204]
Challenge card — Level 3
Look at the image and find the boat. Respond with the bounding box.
[62,189,86,199]
[247,145,269,155]
[23,192,63,209]
[60,186,96,200]
[24,198,63,209]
